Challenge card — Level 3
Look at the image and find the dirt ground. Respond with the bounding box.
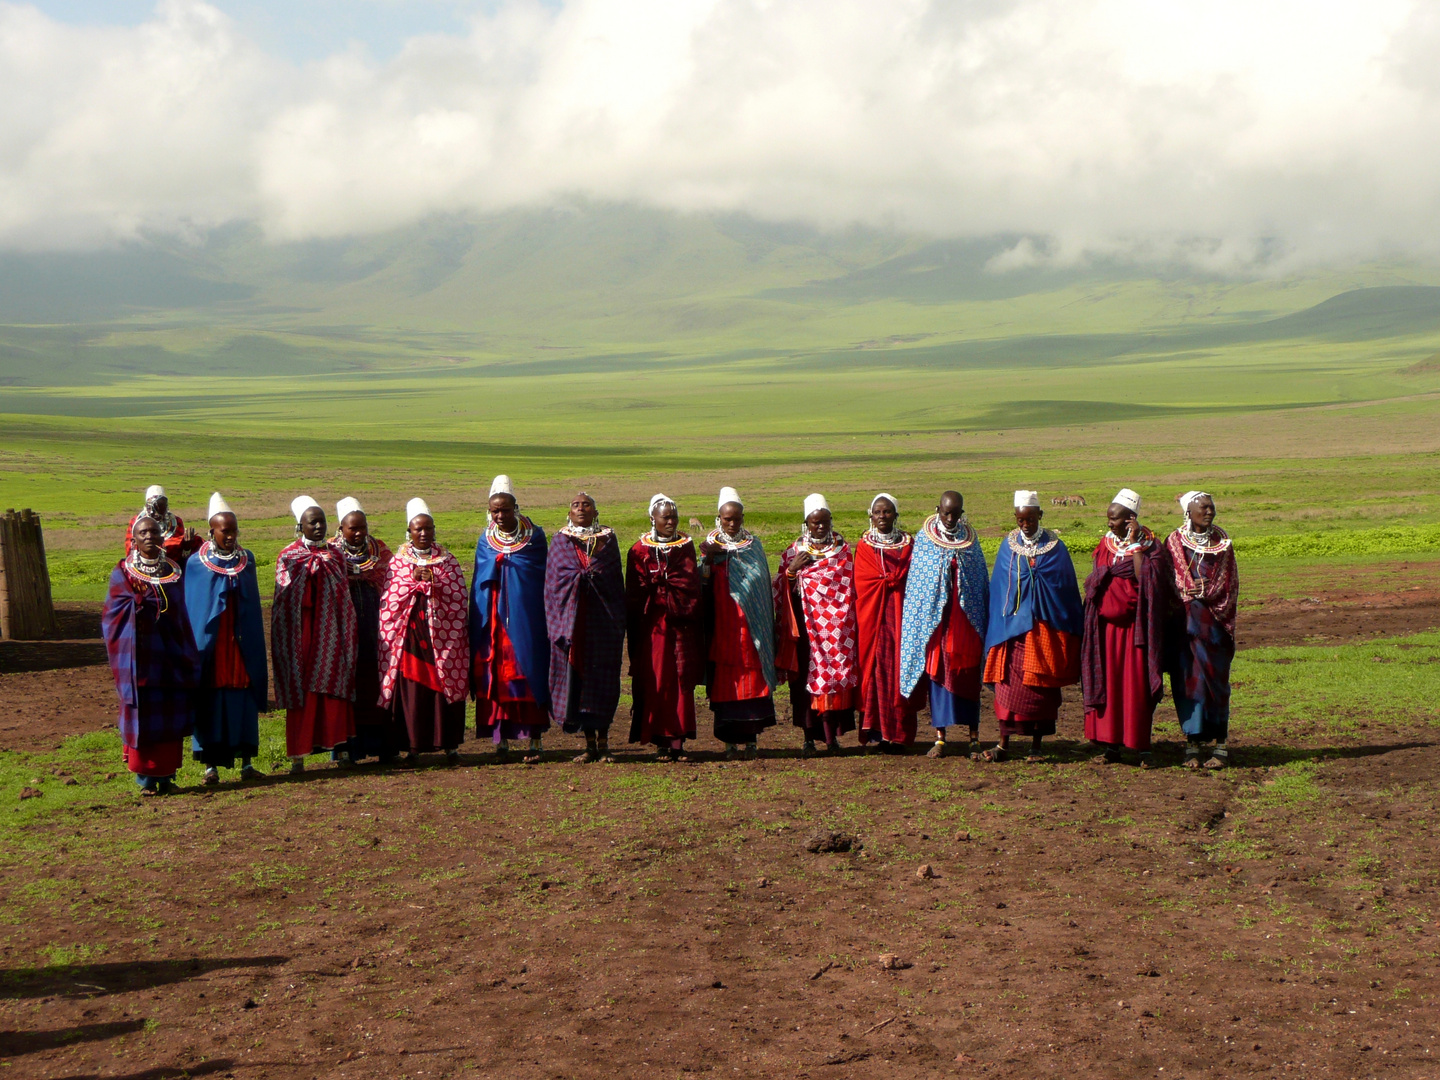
[0,587,1436,1079]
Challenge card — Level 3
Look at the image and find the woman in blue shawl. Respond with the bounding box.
[184,493,268,784]
[471,475,551,763]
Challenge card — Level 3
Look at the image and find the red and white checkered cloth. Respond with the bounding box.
[779,541,859,696]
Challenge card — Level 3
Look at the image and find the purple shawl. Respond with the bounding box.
[544,529,626,723]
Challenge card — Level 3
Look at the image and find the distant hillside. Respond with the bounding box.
[3,205,1440,393]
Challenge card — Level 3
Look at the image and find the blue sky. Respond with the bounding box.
[24,0,503,60]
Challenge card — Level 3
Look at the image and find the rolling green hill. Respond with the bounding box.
[2,204,1439,581]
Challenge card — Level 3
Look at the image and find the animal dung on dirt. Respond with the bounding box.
[804,828,857,853]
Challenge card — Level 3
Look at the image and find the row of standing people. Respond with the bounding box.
[103,480,1237,793]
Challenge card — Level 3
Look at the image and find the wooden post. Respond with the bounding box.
[0,508,59,640]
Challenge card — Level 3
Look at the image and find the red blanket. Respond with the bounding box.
[271,540,357,709]
[378,543,471,707]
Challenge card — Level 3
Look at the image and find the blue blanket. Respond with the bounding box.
[983,531,1084,651]
[471,523,552,710]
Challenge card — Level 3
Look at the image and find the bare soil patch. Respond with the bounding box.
[1,587,1436,1078]
[1,733,1436,1079]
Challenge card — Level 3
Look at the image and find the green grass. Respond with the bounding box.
[1230,631,1440,739]
[1,206,1439,603]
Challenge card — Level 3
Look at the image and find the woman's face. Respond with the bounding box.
[210,513,238,553]
[340,512,368,544]
[299,507,328,542]
[805,509,833,542]
[869,498,896,534]
[408,514,435,548]
[718,502,744,537]
[569,494,597,528]
[1014,506,1041,538]
[1188,496,1216,530]
[489,494,518,533]
[652,504,679,538]
[1107,502,1136,538]
[132,517,163,559]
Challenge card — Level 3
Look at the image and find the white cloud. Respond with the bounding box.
[3,0,1440,269]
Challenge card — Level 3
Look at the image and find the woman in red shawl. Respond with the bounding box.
[125,485,201,563]
[699,487,777,761]
[854,493,918,752]
[272,496,357,773]
[774,493,859,757]
[626,494,703,762]
[1165,491,1238,770]
[378,499,471,764]
[333,497,396,764]
[1082,488,1168,767]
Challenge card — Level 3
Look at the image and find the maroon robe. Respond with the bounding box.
[1082,534,1167,751]
[626,537,703,746]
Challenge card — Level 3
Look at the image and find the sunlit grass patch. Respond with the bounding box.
[1232,630,1440,740]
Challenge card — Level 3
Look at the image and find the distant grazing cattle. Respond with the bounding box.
[1050,494,1087,507]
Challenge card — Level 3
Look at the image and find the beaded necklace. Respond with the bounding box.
[332,535,380,575]
[706,526,754,551]
[1102,527,1154,563]
[863,526,910,549]
[197,541,248,577]
[400,542,446,567]
[922,514,978,551]
[1007,527,1059,559]
[486,516,534,554]
[1177,524,1231,555]
[797,529,846,561]
[640,530,690,550]
[560,522,611,557]
[125,549,181,586]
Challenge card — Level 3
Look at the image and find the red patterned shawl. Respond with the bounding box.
[271,540,357,708]
[1165,528,1238,639]
[378,543,470,706]
[773,539,859,696]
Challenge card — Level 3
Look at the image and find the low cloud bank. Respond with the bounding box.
[3,0,1440,271]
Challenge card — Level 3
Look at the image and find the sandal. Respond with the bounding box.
[1091,749,1121,765]
[802,741,815,759]
[202,767,220,786]
[825,741,841,755]
[745,743,759,761]
[1182,754,1201,770]
[1203,756,1226,770]
[1138,752,1155,769]
[979,746,1008,763]
[724,744,740,761]
[239,766,265,781]
[1025,754,1044,764]
[523,752,544,765]
[926,741,946,759]
[573,749,599,764]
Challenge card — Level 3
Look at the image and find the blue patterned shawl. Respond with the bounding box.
[898,517,990,696]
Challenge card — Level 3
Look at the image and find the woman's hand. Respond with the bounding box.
[412,566,433,582]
